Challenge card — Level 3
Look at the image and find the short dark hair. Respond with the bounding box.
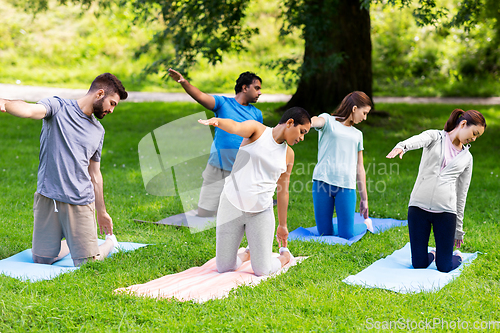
[279,107,311,126]
[234,71,262,94]
[89,73,128,100]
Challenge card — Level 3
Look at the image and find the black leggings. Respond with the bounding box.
[408,206,462,273]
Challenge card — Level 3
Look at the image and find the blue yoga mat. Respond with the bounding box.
[288,215,407,246]
[0,241,148,282]
[343,243,478,293]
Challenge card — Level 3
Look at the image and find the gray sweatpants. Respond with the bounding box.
[216,192,281,276]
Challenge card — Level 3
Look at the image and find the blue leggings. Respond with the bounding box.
[408,206,462,273]
[312,180,356,239]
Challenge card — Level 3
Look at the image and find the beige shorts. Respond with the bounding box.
[197,163,231,212]
[32,193,100,260]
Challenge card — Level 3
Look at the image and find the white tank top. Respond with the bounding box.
[224,127,288,212]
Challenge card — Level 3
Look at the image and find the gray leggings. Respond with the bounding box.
[216,192,281,276]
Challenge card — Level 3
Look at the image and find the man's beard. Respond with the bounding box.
[93,99,106,119]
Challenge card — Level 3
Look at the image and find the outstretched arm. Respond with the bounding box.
[356,151,369,219]
[311,116,326,129]
[89,160,113,235]
[0,98,47,119]
[386,148,405,159]
[387,130,441,159]
[198,118,265,140]
[168,68,216,110]
[276,146,295,248]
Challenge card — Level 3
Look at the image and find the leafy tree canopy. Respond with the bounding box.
[12,0,499,113]
[15,0,492,72]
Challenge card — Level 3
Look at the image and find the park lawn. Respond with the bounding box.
[0,102,499,332]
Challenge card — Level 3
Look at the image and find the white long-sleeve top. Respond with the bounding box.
[394,129,473,239]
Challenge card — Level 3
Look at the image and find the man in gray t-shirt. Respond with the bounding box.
[1,73,128,266]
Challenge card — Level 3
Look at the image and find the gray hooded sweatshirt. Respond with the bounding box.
[395,129,472,240]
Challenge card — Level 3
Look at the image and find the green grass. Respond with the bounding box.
[1,102,499,331]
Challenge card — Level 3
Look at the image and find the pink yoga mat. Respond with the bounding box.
[115,255,307,303]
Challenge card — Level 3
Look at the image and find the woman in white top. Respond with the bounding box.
[387,109,486,272]
[310,92,372,239]
[198,107,311,276]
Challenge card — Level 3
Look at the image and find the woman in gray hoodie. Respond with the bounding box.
[386,109,486,272]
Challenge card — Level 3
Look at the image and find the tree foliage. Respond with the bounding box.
[127,0,259,76]
[11,0,259,78]
[12,0,499,112]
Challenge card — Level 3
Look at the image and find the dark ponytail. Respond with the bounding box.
[444,109,487,132]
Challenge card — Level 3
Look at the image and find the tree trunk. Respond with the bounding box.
[284,0,372,115]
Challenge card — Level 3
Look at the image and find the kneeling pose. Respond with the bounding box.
[387,109,486,272]
[198,107,311,276]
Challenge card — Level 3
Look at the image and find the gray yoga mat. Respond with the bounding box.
[135,210,216,232]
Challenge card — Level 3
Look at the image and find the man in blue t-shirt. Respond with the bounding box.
[168,68,264,217]
[1,73,128,267]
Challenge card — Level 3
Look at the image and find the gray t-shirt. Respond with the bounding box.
[36,96,104,205]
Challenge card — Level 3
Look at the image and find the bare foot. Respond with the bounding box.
[429,248,436,263]
[102,234,119,257]
[237,247,250,263]
[453,250,464,261]
[278,247,292,267]
[364,218,374,233]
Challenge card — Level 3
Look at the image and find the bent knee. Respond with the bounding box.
[436,262,453,273]
[436,266,452,273]
[216,255,241,273]
[252,268,271,277]
[216,263,236,273]
[253,258,282,276]
[32,254,57,265]
[411,259,430,269]
[252,263,274,277]
[73,256,99,267]
[411,252,435,269]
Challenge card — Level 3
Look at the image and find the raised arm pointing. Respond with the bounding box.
[168,68,216,110]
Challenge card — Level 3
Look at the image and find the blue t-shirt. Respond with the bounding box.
[36,97,105,205]
[207,95,263,171]
[312,113,364,190]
